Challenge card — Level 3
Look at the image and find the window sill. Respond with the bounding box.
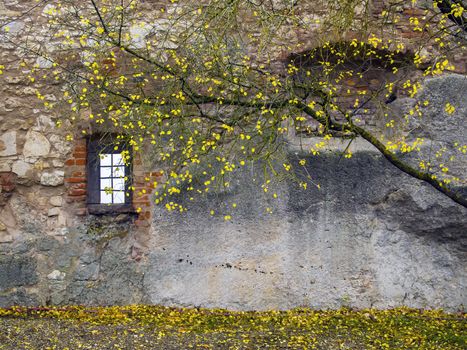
[87,203,136,215]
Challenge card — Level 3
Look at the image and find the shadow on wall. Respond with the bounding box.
[289,152,467,250]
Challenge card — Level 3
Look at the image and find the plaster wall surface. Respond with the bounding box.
[145,150,467,311]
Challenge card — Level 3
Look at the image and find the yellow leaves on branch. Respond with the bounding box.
[445,103,456,115]
[12,0,465,213]
[409,17,423,32]
[451,3,465,18]
[385,138,424,154]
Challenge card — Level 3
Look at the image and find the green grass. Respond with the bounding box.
[0,306,465,349]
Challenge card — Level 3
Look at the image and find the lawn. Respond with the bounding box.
[0,306,465,349]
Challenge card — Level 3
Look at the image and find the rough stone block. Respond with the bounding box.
[47,270,66,281]
[0,256,37,291]
[47,207,60,217]
[75,263,99,281]
[12,160,33,179]
[0,231,13,243]
[23,131,50,158]
[0,288,39,308]
[49,196,63,207]
[0,160,12,172]
[0,131,16,157]
[40,170,65,186]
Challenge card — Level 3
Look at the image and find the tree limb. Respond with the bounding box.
[298,102,467,208]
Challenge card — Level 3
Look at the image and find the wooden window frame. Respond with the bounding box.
[86,134,135,215]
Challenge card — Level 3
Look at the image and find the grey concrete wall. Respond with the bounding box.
[145,151,466,310]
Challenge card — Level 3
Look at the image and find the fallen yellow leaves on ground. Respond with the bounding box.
[0,305,465,349]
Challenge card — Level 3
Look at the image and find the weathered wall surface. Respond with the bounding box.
[0,0,465,310]
[1,146,465,310]
[143,75,467,311]
[0,71,466,310]
[146,150,466,311]
[0,202,147,306]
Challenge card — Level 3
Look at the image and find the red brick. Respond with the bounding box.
[66,195,86,203]
[74,146,86,153]
[65,177,86,183]
[400,30,424,39]
[133,198,149,205]
[75,138,87,146]
[65,159,75,166]
[71,183,86,189]
[69,189,86,196]
[403,8,425,16]
[75,159,86,166]
[133,201,150,207]
[134,219,150,228]
[73,152,87,158]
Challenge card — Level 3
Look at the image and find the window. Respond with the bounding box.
[99,153,126,204]
[86,135,133,214]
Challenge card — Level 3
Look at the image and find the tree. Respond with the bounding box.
[1,0,466,214]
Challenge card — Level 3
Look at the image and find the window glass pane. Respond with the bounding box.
[100,167,112,178]
[112,166,125,178]
[113,191,125,204]
[100,191,113,204]
[100,178,112,191]
[113,178,125,191]
[100,154,112,166]
[112,154,123,166]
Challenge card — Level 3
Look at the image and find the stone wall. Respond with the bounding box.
[1,139,465,310]
[1,75,465,310]
[0,0,465,310]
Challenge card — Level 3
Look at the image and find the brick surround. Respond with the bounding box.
[64,138,162,226]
